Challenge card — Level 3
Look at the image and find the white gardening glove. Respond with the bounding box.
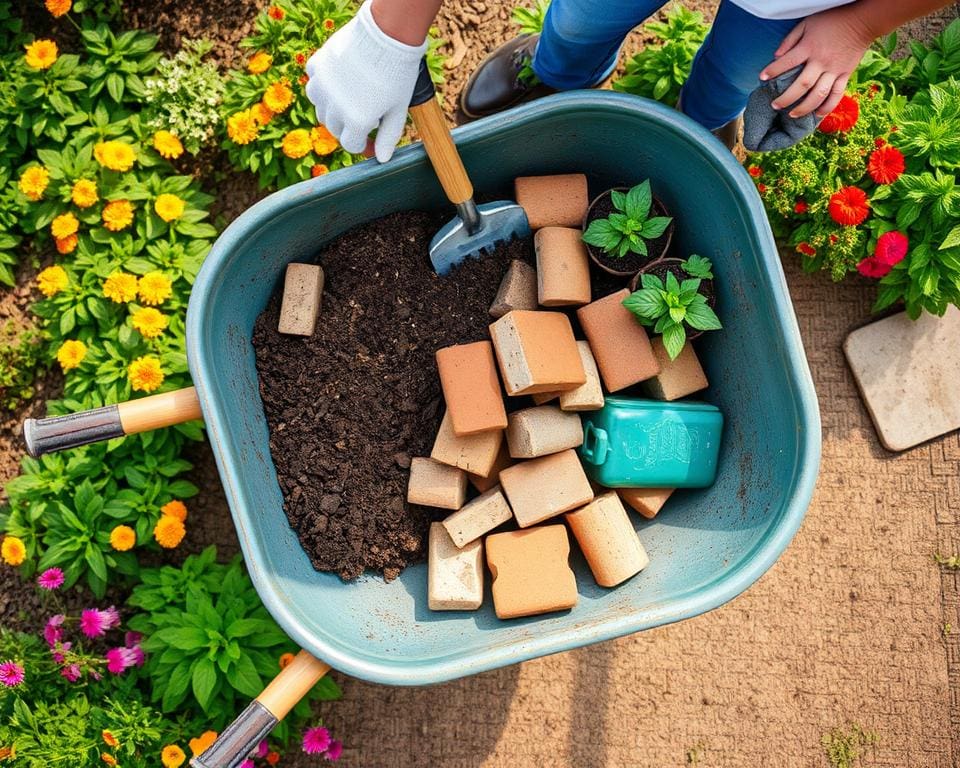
[305,0,427,163]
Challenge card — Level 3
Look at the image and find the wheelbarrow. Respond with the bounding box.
[23,92,821,767]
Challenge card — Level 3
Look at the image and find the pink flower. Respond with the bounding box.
[124,631,143,648]
[51,641,72,663]
[37,568,64,590]
[105,646,139,675]
[874,231,908,267]
[239,760,254,768]
[257,741,270,758]
[61,663,81,682]
[44,615,65,647]
[303,726,332,755]
[80,606,120,638]
[0,661,24,687]
[325,740,343,761]
[856,256,892,278]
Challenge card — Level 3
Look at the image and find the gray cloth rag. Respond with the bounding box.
[742,66,823,152]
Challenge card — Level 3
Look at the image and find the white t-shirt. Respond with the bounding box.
[730,0,855,20]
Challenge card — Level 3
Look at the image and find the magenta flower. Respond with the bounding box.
[874,230,909,267]
[302,726,332,755]
[51,641,72,664]
[79,606,120,638]
[105,646,141,675]
[61,664,81,682]
[0,661,24,687]
[257,740,269,758]
[124,631,143,648]
[44,614,65,647]
[239,760,254,768]
[325,740,343,761]
[37,568,64,590]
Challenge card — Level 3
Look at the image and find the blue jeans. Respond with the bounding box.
[531,0,800,129]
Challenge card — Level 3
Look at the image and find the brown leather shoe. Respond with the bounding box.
[460,34,556,119]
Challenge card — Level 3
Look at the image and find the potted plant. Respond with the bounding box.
[581,179,675,276]
[623,254,722,360]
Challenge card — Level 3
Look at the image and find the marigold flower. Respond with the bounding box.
[263,81,295,114]
[311,125,339,155]
[819,94,859,133]
[72,178,99,208]
[102,199,134,231]
[867,144,905,185]
[154,515,185,548]
[101,754,117,767]
[323,18,335,30]
[138,271,173,305]
[80,606,120,638]
[278,652,295,669]
[24,39,58,69]
[109,525,136,551]
[94,141,136,172]
[311,164,329,177]
[103,271,138,303]
[874,231,909,267]
[129,355,165,393]
[160,500,187,521]
[0,662,24,687]
[251,102,274,126]
[1,537,25,566]
[161,744,186,768]
[45,0,71,16]
[282,129,312,159]
[248,51,273,74]
[155,193,186,222]
[18,166,49,201]
[298,73,308,86]
[38,567,64,590]
[56,234,78,255]
[302,727,331,755]
[856,256,891,278]
[57,340,87,371]
[131,307,168,339]
[268,5,285,19]
[37,265,68,296]
[828,186,869,226]
[153,131,184,160]
[795,242,816,257]
[295,52,307,66]
[189,732,219,757]
[102,731,119,748]
[51,212,79,239]
[793,200,808,214]
[227,109,261,145]
[747,165,761,178]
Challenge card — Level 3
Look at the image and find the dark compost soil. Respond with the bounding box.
[252,210,534,582]
[585,189,674,276]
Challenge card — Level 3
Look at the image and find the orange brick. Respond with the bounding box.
[499,449,594,527]
[514,174,589,230]
[566,491,649,587]
[535,227,591,306]
[642,338,709,401]
[431,411,503,477]
[489,260,538,318]
[489,310,585,396]
[468,440,513,493]
[618,487,674,519]
[436,341,508,436]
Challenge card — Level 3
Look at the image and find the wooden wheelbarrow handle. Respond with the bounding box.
[22,386,202,457]
[192,650,331,768]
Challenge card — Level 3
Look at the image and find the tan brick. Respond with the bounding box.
[499,449,594,527]
[278,263,324,336]
[489,310,585,396]
[436,341,507,436]
[514,174,589,230]
[428,523,483,611]
[442,486,513,548]
[618,487,675,519]
[566,491,649,587]
[486,525,578,619]
[641,337,709,401]
[431,411,504,477]
[560,341,604,412]
[535,227,591,307]
[577,289,661,392]
[489,260,538,318]
[468,441,513,493]
[506,405,583,459]
[407,458,468,510]
[532,391,561,405]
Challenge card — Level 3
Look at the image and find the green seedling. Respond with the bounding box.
[582,179,673,259]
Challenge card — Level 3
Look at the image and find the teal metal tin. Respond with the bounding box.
[579,397,723,488]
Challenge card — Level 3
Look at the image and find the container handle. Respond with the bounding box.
[580,424,609,466]
[23,386,202,457]
[191,650,331,768]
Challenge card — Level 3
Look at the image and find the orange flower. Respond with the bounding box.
[72,178,98,208]
[154,515,185,548]
[56,234,78,254]
[263,81,294,114]
[268,5,285,19]
[796,241,816,257]
[323,18,335,31]
[154,193,186,222]
[51,212,79,239]
[129,355,165,392]
[152,131,184,160]
[189,732,218,757]
[101,754,117,767]
[102,731,119,748]
[828,186,869,227]
[18,166,49,201]
[311,125,338,155]
[278,652,295,669]
[867,145,905,185]
[311,164,329,178]
[282,129,312,159]
[45,0,71,16]
[266,752,280,765]
[160,500,187,522]
[102,200,134,231]
[248,51,273,74]
[227,109,260,145]
[109,525,136,551]
[252,102,274,126]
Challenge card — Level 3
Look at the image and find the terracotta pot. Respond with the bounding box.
[582,187,675,278]
[628,257,717,341]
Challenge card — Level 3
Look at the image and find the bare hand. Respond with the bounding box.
[759,6,875,119]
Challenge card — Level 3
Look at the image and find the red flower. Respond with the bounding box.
[268,5,284,19]
[796,241,816,256]
[890,125,899,132]
[867,145,905,185]
[298,73,309,85]
[868,83,881,98]
[829,234,838,244]
[794,200,808,214]
[828,186,869,226]
[857,256,891,278]
[295,52,306,66]
[874,231,908,266]
[748,165,761,178]
[874,137,886,148]
[819,94,859,133]
[323,18,335,30]
[757,183,767,194]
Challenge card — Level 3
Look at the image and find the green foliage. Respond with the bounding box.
[623,257,721,360]
[612,5,708,105]
[934,551,960,569]
[821,724,878,768]
[0,320,43,411]
[581,180,673,259]
[511,0,551,35]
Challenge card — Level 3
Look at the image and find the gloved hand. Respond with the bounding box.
[305,0,427,162]
[742,66,822,152]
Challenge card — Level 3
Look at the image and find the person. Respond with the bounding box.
[305,0,953,160]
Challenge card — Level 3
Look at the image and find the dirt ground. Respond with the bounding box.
[3,1,960,766]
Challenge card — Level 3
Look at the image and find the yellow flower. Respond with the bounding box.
[262,80,294,114]
[311,125,339,155]
[248,51,273,74]
[102,271,138,303]
[109,525,135,552]
[37,265,68,297]
[131,307,168,339]
[102,199,134,231]
[154,515,185,549]
[129,355,164,393]
[1,536,26,566]
[56,339,87,371]
[160,500,187,521]
[45,0,71,16]
[18,166,49,201]
[282,129,312,159]
[24,39,58,69]
[152,130,184,160]
[154,194,186,223]
[226,109,260,145]
[71,178,98,208]
[100,754,117,767]
[138,271,172,306]
[252,101,273,126]
[51,212,79,239]
[102,731,119,748]
[94,141,136,172]
[55,234,78,254]
[189,732,218,757]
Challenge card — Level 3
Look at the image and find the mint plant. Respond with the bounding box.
[511,0,550,35]
[582,179,673,259]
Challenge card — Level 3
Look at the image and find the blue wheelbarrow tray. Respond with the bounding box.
[187,91,821,687]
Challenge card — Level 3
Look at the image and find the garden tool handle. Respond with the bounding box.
[191,650,331,768]
[22,386,202,457]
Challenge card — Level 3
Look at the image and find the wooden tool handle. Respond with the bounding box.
[256,650,330,719]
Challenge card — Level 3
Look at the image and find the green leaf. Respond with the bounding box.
[661,323,687,360]
[624,180,653,221]
[155,626,210,651]
[940,224,960,250]
[582,218,619,249]
[192,657,218,712]
[669,305,686,324]
[86,544,108,582]
[684,298,722,331]
[641,216,672,239]
[681,254,714,279]
[226,653,262,698]
[610,190,627,211]
[623,288,666,320]
[162,660,193,712]
[312,674,343,701]
[665,270,681,294]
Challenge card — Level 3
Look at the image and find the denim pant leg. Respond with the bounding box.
[680,0,800,129]
[533,0,670,90]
